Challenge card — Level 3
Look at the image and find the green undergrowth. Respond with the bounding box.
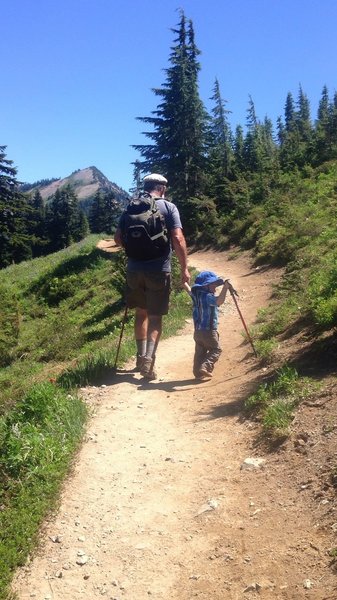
[245,365,319,437]
[230,162,337,339]
[0,382,87,597]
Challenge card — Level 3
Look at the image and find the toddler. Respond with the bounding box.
[190,271,229,379]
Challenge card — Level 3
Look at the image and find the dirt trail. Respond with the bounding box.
[12,249,336,599]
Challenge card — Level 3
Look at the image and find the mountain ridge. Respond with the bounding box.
[22,166,129,210]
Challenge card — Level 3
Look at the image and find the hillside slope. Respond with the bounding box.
[26,166,129,208]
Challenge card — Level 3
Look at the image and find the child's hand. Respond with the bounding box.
[183,282,192,295]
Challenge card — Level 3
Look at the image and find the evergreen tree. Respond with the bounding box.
[47,186,78,251]
[207,78,234,212]
[103,191,121,234]
[130,160,142,195]
[26,190,47,257]
[279,88,313,169]
[133,11,208,207]
[314,85,337,163]
[233,125,245,172]
[277,116,286,145]
[89,190,107,233]
[329,91,337,150]
[244,96,261,171]
[284,92,296,133]
[89,190,120,234]
[0,146,18,266]
[0,146,32,267]
[296,85,312,141]
[208,78,233,177]
[72,208,89,242]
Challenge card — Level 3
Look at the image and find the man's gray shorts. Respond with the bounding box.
[126,271,171,316]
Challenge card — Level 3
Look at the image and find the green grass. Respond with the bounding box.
[245,365,319,437]
[0,382,87,597]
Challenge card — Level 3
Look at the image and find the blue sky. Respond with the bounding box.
[1,0,337,192]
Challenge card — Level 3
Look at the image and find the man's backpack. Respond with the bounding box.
[121,192,169,261]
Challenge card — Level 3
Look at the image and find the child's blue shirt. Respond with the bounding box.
[192,288,219,330]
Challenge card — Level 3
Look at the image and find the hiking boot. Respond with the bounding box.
[135,354,145,371]
[197,367,213,379]
[140,357,157,380]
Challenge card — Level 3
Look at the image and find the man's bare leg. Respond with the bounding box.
[134,308,147,369]
[134,309,162,379]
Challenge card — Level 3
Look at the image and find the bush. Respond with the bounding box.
[0,283,20,367]
[0,382,87,597]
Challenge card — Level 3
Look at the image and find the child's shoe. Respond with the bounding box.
[197,367,213,379]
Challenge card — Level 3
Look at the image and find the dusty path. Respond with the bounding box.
[12,250,336,599]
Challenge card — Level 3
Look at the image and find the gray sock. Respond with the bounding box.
[145,340,156,359]
[136,339,146,356]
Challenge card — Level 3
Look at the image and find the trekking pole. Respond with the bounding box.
[113,305,128,370]
[226,280,258,358]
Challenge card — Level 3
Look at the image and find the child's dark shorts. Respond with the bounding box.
[125,271,171,316]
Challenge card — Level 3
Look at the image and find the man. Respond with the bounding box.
[114,173,190,380]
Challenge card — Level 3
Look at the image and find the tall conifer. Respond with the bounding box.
[133,11,208,206]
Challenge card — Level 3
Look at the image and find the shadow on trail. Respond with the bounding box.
[197,376,261,422]
[98,361,267,421]
[97,368,206,391]
[97,367,254,394]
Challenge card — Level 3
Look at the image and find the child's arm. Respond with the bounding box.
[216,279,230,306]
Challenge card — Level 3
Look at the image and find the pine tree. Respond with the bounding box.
[279,88,313,169]
[89,190,120,234]
[243,96,259,171]
[72,208,89,242]
[284,92,296,133]
[294,86,313,166]
[47,186,78,251]
[233,125,245,172]
[208,78,233,177]
[314,85,335,163]
[0,146,32,267]
[329,91,337,151]
[0,146,18,266]
[133,11,208,206]
[103,191,121,234]
[89,190,107,233]
[206,78,234,211]
[26,190,47,257]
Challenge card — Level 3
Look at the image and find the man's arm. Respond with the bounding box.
[114,227,123,247]
[170,228,190,284]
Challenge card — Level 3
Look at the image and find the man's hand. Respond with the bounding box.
[181,267,191,285]
[114,228,123,248]
[183,281,192,295]
[170,228,190,285]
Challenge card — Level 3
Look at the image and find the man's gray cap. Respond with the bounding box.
[143,173,168,185]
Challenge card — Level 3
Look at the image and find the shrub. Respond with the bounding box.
[0,283,20,367]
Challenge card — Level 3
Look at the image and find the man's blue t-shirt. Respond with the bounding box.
[120,198,182,273]
[192,288,219,331]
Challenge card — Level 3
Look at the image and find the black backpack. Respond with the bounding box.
[121,193,169,261]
